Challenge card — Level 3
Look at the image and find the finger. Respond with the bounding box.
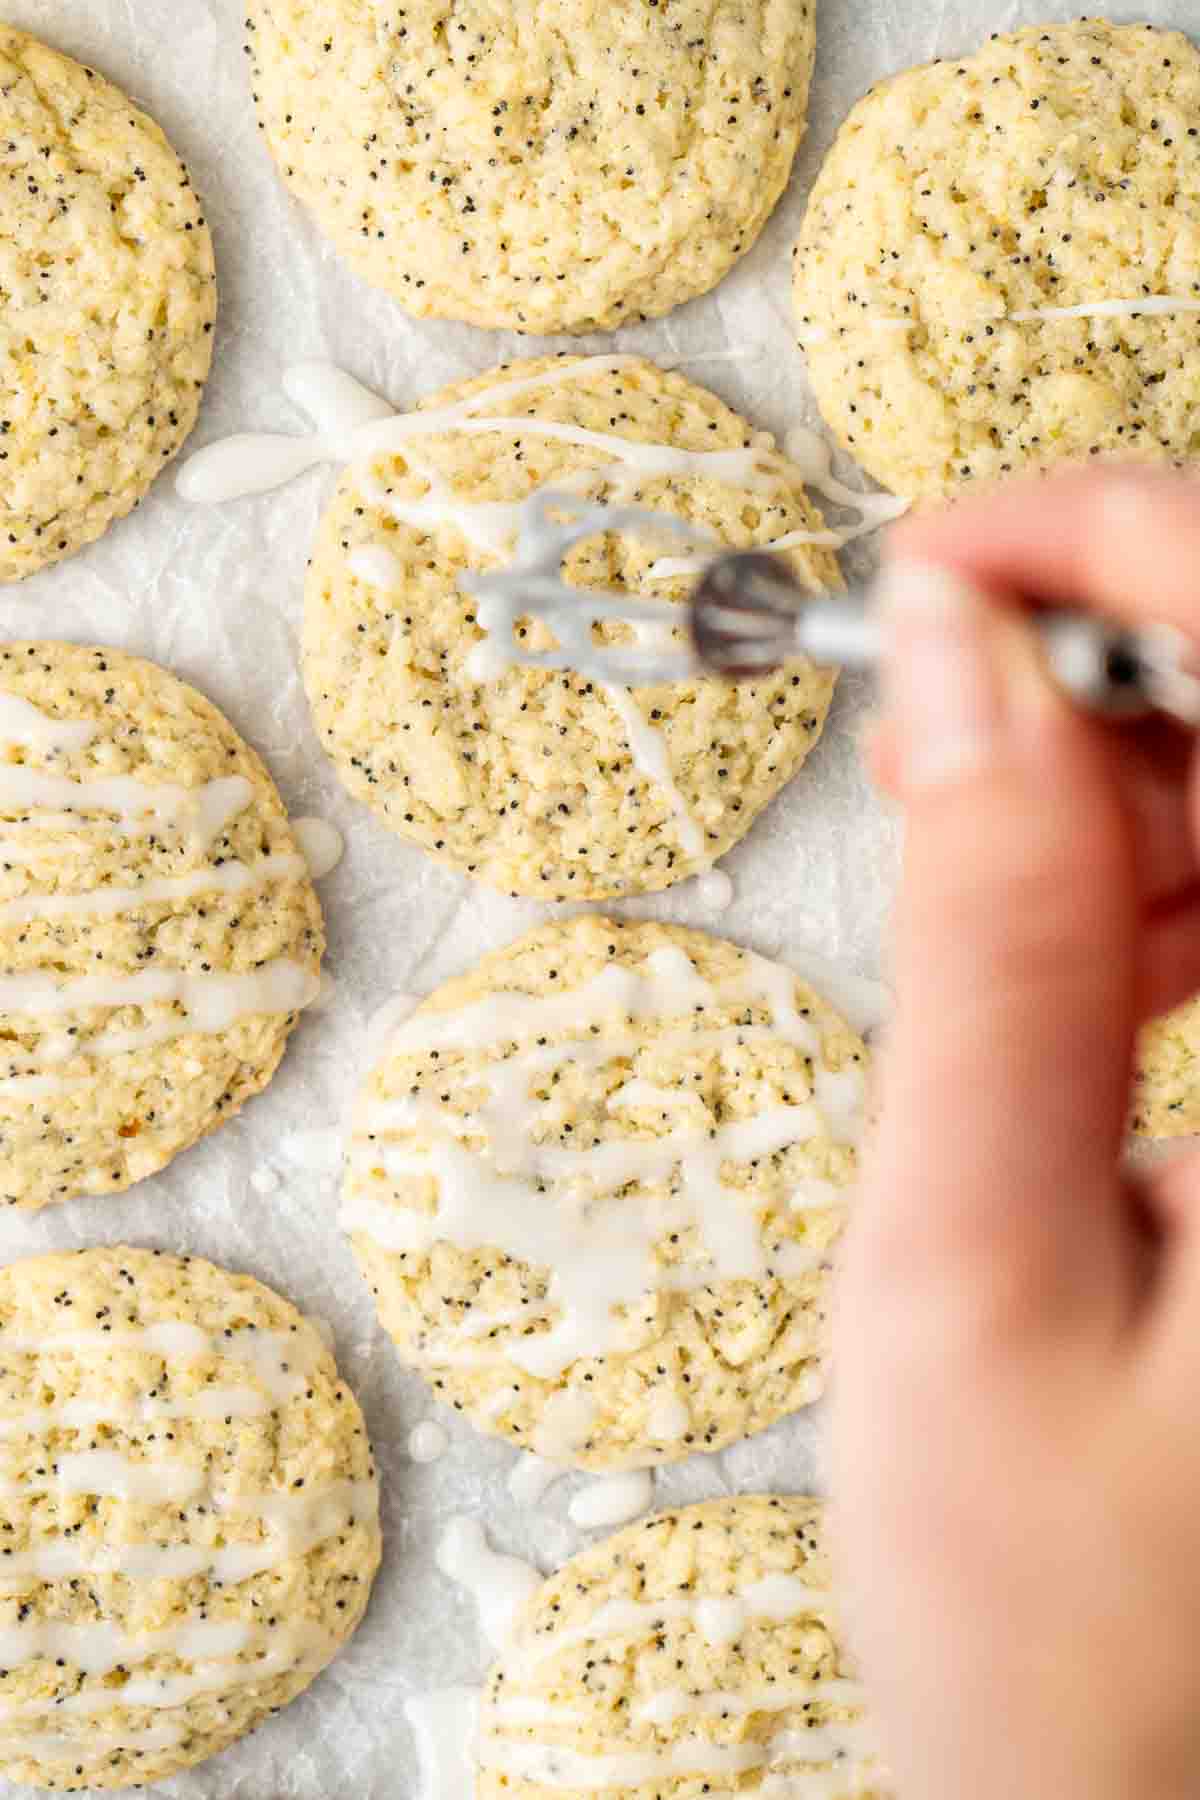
[870,714,1198,909]
[858,558,1138,1327]
[891,465,1200,638]
[1135,1139,1200,1387]
[865,718,901,796]
[1122,723,1198,903]
[861,717,897,792]
[1139,888,1200,1024]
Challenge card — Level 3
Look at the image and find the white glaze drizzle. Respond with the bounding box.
[0,1617,266,1678]
[2,959,320,1070]
[475,1735,765,1787]
[513,1571,827,1674]
[0,1479,376,1589]
[344,945,859,1377]
[694,868,735,911]
[1010,294,1200,323]
[478,1716,873,1791]
[348,543,404,590]
[179,357,633,504]
[0,1319,323,1402]
[0,1626,337,1765]
[0,837,118,867]
[531,1391,598,1461]
[292,816,345,880]
[0,1721,186,1760]
[0,764,253,848]
[0,695,96,756]
[0,1074,82,1102]
[631,1678,866,1726]
[283,359,400,436]
[567,1471,655,1531]
[0,1386,267,1439]
[0,1450,205,1505]
[798,294,1200,342]
[383,944,818,1056]
[408,1420,449,1464]
[436,1517,541,1652]
[602,681,705,859]
[0,1636,331,1727]
[645,1389,691,1443]
[648,424,910,579]
[0,852,306,926]
[404,1685,481,1800]
[507,1452,565,1509]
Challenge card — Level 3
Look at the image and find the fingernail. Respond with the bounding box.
[878,560,1012,789]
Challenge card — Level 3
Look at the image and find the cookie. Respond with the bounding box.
[302,354,840,902]
[1133,999,1200,1138]
[246,0,814,334]
[0,1246,380,1791]
[0,643,323,1210]
[793,21,1200,500]
[340,916,867,1472]
[0,28,216,581]
[476,1495,890,1799]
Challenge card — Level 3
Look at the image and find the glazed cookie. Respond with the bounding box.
[0,1246,380,1790]
[0,643,323,1210]
[793,21,1200,500]
[476,1495,890,1799]
[303,354,840,901]
[0,28,216,581]
[340,916,866,1471]
[246,0,814,334]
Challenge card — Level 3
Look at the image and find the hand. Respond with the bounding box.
[835,468,1200,1800]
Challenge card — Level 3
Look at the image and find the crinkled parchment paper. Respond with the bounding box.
[0,1,1191,1793]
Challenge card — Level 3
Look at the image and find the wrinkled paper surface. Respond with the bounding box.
[0,1,1191,1793]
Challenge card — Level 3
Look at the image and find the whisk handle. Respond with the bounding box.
[690,550,1200,726]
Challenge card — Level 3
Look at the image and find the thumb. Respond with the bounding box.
[869,561,1139,1318]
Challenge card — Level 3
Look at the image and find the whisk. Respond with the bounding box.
[466,493,1200,728]
[688,549,1200,727]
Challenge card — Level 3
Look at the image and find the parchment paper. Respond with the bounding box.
[0,2,1192,1793]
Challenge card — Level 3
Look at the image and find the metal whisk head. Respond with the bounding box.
[689,552,811,676]
[459,489,1200,727]
[687,549,1200,729]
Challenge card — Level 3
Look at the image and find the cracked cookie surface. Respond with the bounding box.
[0,27,215,580]
[247,0,815,332]
[794,21,1200,499]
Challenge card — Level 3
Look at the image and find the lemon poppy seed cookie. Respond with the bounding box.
[1133,999,1200,1139]
[0,29,216,581]
[476,1495,891,1799]
[0,643,323,1210]
[0,1246,380,1790]
[340,916,866,1472]
[793,21,1200,500]
[246,0,815,334]
[302,355,840,901]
